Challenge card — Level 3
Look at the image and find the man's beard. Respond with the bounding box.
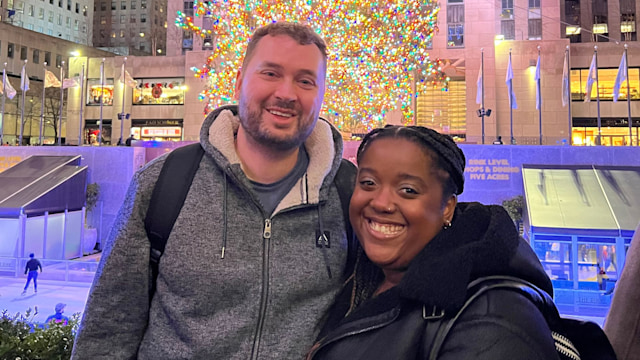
[238,97,315,152]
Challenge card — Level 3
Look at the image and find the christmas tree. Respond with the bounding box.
[176,0,447,132]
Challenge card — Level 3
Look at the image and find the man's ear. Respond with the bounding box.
[234,69,243,100]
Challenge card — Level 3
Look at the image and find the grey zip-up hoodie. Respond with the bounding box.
[72,105,349,359]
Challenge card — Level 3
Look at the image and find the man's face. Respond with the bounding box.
[235,34,326,151]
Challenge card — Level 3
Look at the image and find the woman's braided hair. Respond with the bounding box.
[346,125,467,313]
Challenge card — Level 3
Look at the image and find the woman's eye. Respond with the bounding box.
[401,187,418,195]
[359,179,375,187]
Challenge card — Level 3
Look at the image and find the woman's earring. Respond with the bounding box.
[443,220,452,230]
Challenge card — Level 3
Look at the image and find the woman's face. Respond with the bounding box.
[350,137,457,274]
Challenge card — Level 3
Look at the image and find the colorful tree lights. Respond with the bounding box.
[176,0,447,131]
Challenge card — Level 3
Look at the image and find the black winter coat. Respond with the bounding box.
[308,202,560,360]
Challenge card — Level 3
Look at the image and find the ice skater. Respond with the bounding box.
[22,253,42,295]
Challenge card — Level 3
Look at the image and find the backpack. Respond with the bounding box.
[144,143,358,301]
[426,275,616,360]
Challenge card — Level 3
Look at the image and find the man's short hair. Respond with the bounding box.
[242,22,328,72]
[29,253,34,258]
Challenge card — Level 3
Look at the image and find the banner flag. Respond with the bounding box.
[584,53,597,102]
[535,55,541,110]
[45,70,62,88]
[505,54,518,109]
[613,53,627,102]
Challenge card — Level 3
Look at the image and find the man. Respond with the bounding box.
[46,303,70,325]
[72,22,351,359]
[22,253,42,295]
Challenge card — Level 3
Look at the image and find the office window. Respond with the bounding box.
[74,19,78,30]
[528,0,540,7]
[28,4,33,16]
[121,0,125,9]
[66,16,71,28]
[83,5,87,15]
[75,3,79,13]
[183,1,193,16]
[120,29,125,37]
[67,0,71,10]
[45,51,51,65]
[27,24,34,30]
[47,29,53,35]
[111,31,116,38]
[621,13,637,41]
[100,15,106,24]
[571,68,640,101]
[101,1,106,10]
[58,14,62,25]
[99,29,106,38]
[56,54,62,67]
[48,10,54,22]
[49,0,53,4]
[20,46,27,60]
[529,19,542,39]
[130,14,136,23]
[120,14,126,23]
[111,0,115,10]
[38,8,44,19]
[58,0,62,7]
[447,1,464,48]
[140,13,146,22]
[131,0,136,9]
[141,0,146,9]
[501,0,513,19]
[33,49,40,64]
[8,43,14,58]
[82,24,86,33]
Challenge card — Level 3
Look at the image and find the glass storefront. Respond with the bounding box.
[132,78,186,105]
[86,79,115,106]
[83,120,112,145]
[131,119,183,141]
[570,68,640,101]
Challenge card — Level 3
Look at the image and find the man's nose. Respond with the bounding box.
[274,79,296,103]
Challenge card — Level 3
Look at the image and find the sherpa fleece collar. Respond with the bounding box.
[199,105,343,207]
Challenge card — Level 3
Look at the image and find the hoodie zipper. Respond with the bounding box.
[250,218,272,360]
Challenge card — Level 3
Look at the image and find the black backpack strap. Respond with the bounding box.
[333,159,358,277]
[427,275,578,360]
[144,143,204,302]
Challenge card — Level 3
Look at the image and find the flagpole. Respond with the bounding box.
[119,57,127,145]
[99,58,105,147]
[78,63,85,145]
[624,44,633,146]
[1,63,6,145]
[594,46,601,145]
[481,48,485,144]
[567,46,573,145]
[58,61,65,146]
[509,49,514,145]
[537,46,542,145]
[19,60,27,146]
[40,62,46,145]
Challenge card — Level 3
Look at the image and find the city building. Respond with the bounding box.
[5,0,640,146]
[92,0,167,56]
[0,0,93,45]
[0,22,114,145]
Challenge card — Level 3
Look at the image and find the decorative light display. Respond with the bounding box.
[175,0,447,131]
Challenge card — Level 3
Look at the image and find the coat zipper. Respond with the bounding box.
[250,218,272,360]
[306,308,400,359]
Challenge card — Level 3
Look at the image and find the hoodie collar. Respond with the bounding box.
[198,105,344,205]
[396,202,553,313]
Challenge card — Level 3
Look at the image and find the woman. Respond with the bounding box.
[307,126,559,359]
